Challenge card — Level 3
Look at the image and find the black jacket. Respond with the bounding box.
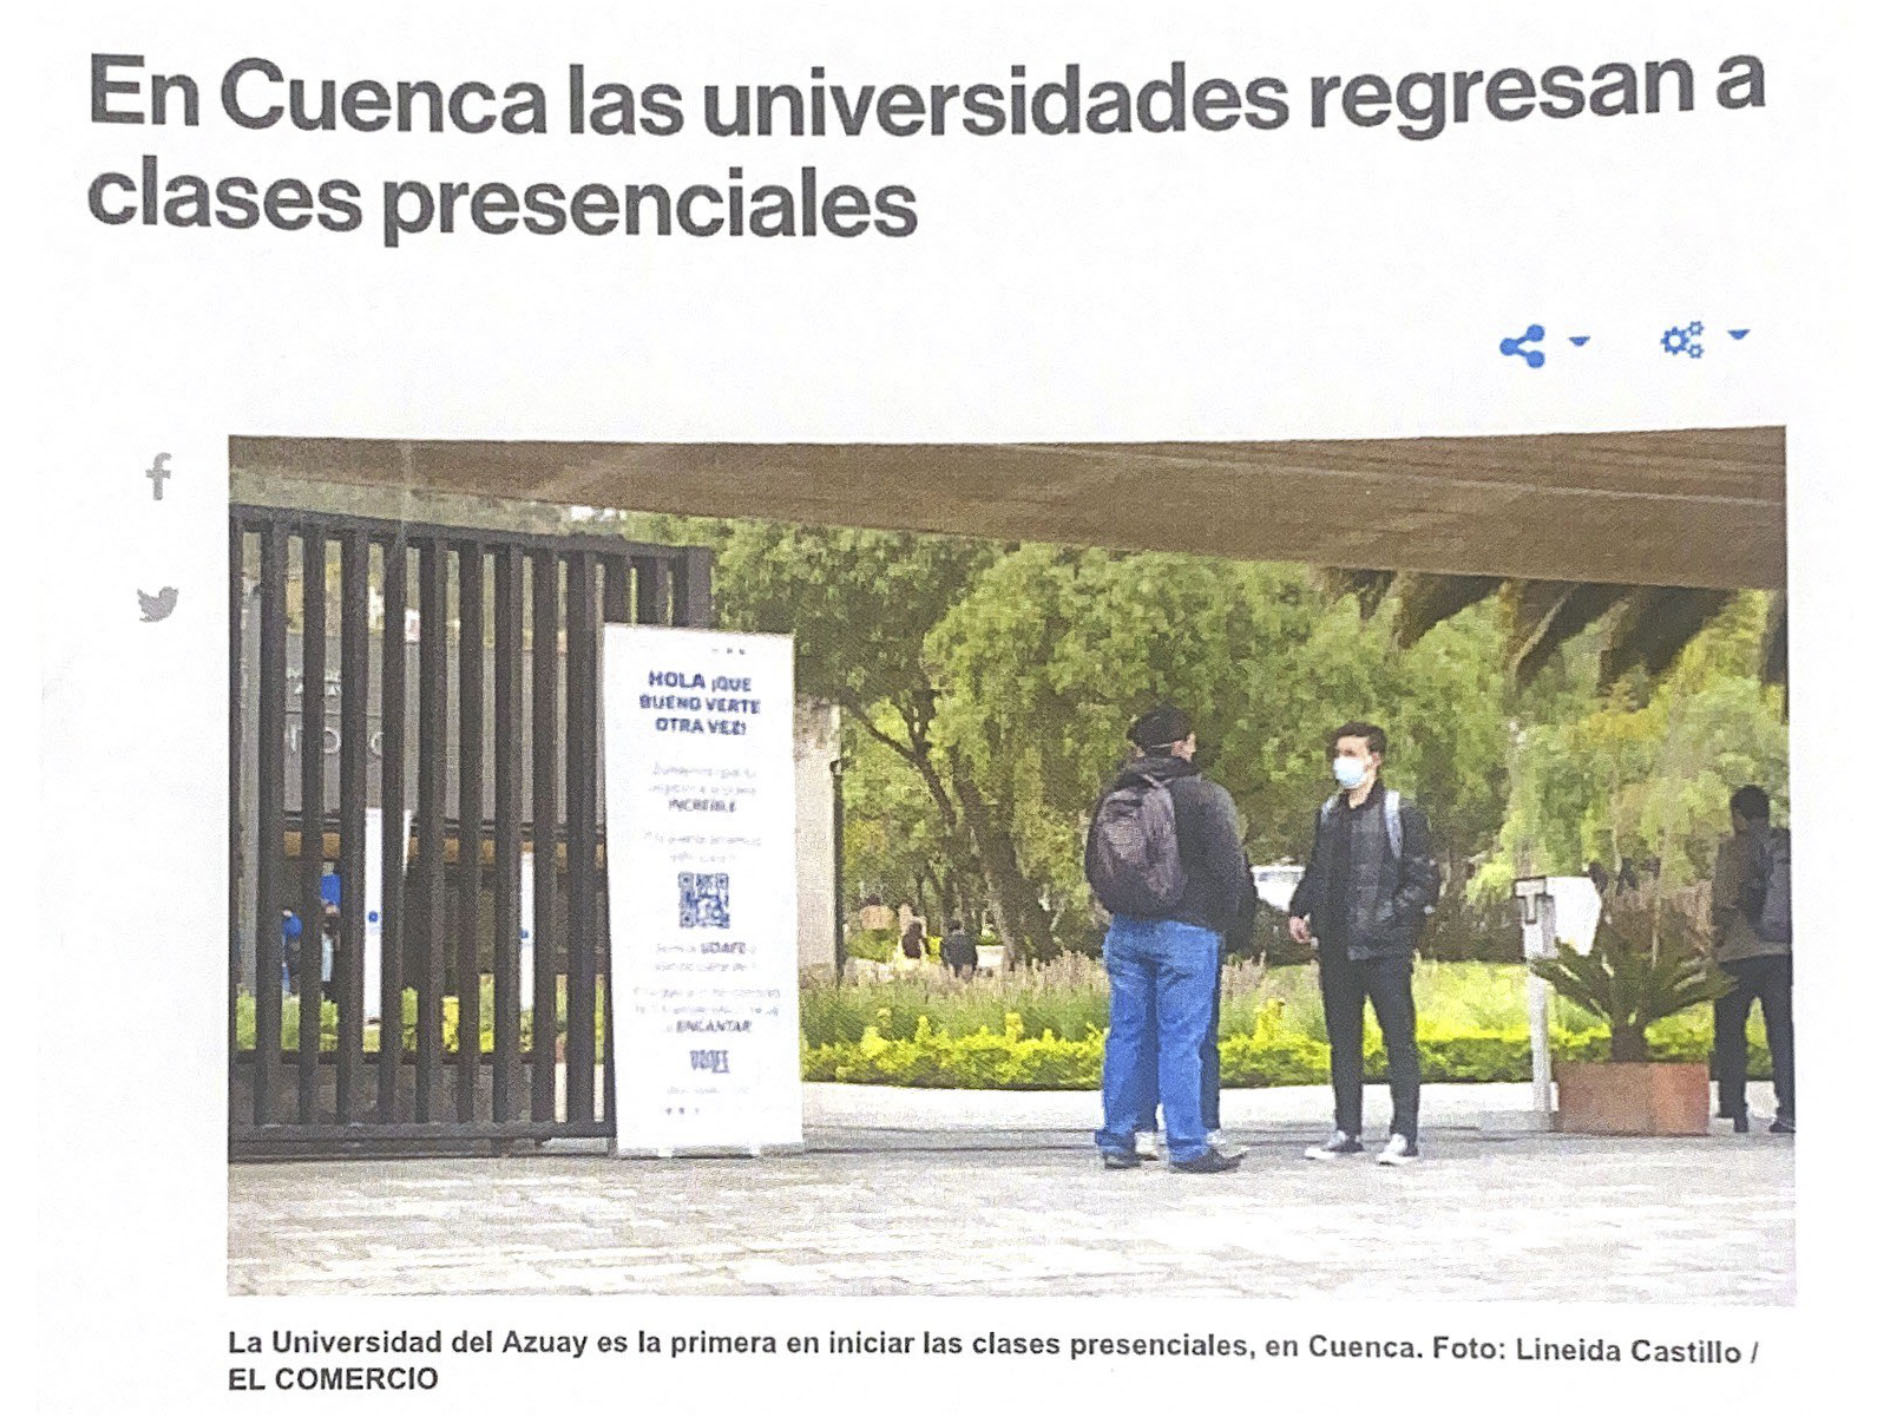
[1094,752,1257,939]
[941,929,979,972]
[1287,781,1439,960]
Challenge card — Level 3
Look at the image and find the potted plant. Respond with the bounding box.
[1528,890,1731,1135]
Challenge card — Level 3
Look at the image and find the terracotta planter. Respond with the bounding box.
[1554,1060,1710,1136]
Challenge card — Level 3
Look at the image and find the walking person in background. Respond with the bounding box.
[1086,704,1255,1174]
[1289,721,1440,1166]
[279,909,301,994]
[941,919,979,978]
[1711,785,1795,1134]
[900,915,926,962]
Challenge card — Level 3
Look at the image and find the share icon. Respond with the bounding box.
[1500,324,1547,369]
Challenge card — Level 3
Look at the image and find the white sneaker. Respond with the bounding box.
[1304,1130,1365,1160]
[1206,1129,1227,1148]
[1376,1134,1419,1166]
[1134,1131,1162,1161]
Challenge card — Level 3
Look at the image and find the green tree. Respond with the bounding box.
[926,548,1513,953]
[1473,592,1787,901]
[603,509,1771,964]
[707,521,1013,937]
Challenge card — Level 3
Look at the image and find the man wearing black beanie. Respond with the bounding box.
[1085,704,1255,1172]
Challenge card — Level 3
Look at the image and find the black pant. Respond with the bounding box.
[1321,951,1420,1140]
[1715,954,1794,1122]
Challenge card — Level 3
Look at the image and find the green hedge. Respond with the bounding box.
[800,1011,1771,1089]
[848,928,898,962]
[233,979,606,1056]
[236,961,1771,1089]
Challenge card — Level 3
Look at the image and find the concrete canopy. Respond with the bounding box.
[230,426,1785,590]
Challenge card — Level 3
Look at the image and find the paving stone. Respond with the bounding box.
[228,1126,1792,1301]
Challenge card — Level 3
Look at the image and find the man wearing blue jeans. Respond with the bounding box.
[1086,705,1255,1173]
[1132,887,1256,1158]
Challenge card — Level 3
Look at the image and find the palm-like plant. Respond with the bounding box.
[1527,891,1732,1061]
[1317,568,1783,690]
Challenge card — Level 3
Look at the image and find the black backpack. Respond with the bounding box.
[1085,773,1187,918]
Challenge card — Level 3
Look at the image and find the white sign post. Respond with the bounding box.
[1515,877,1559,1122]
[360,808,412,1024]
[518,847,536,995]
[1506,874,1604,1130]
[602,625,803,1158]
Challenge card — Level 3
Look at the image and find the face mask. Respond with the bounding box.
[1332,756,1369,790]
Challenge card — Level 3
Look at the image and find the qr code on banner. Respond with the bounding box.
[678,872,731,929]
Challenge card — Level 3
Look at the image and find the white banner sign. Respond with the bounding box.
[602,625,802,1156]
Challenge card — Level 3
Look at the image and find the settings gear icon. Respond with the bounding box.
[1662,321,1705,358]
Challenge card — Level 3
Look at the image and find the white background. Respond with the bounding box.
[18,1,1888,1412]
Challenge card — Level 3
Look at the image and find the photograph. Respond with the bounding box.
[40,4,1871,1409]
[224,428,1792,1302]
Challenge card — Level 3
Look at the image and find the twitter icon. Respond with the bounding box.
[138,587,179,622]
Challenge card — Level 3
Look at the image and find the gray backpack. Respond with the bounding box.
[1752,828,1792,945]
[1323,788,1405,858]
[1086,774,1187,918]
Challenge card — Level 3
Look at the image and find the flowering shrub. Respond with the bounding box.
[800,1008,1766,1090]
[237,960,1768,1086]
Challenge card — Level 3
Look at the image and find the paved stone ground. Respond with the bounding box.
[229,1085,1792,1302]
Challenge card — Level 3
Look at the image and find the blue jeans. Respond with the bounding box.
[1135,952,1223,1134]
[1096,918,1222,1163]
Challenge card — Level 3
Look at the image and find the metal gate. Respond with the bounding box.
[228,504,712,1158]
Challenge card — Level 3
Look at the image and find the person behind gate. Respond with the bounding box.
[1288,721,1440,1167]
[1711,784,1795,1134]
[1085,704,1254,1174]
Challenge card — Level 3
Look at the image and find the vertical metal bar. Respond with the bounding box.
[415,539,448,1122]
[530,551,561,1121]
[675,547,715,627]
[456,541,486,1121]
[298,531,327,1123]
[603,558,630,625]
[228,519,244,1096]
[337,530,369,1122]
[599,556,628,1133]
[253,522,287,1124]
[378,537,408,1120]
[633,556,667,626]
[492,545,524,1122]
[566,553,599,1125]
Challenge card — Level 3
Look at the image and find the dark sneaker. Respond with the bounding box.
[1170,1147,1244,1174]
[1304,1130,1364,1161]
[1101,1150,1143,1170]
[1376,1134,1419,1166]
[1769,1116,1795,1135]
